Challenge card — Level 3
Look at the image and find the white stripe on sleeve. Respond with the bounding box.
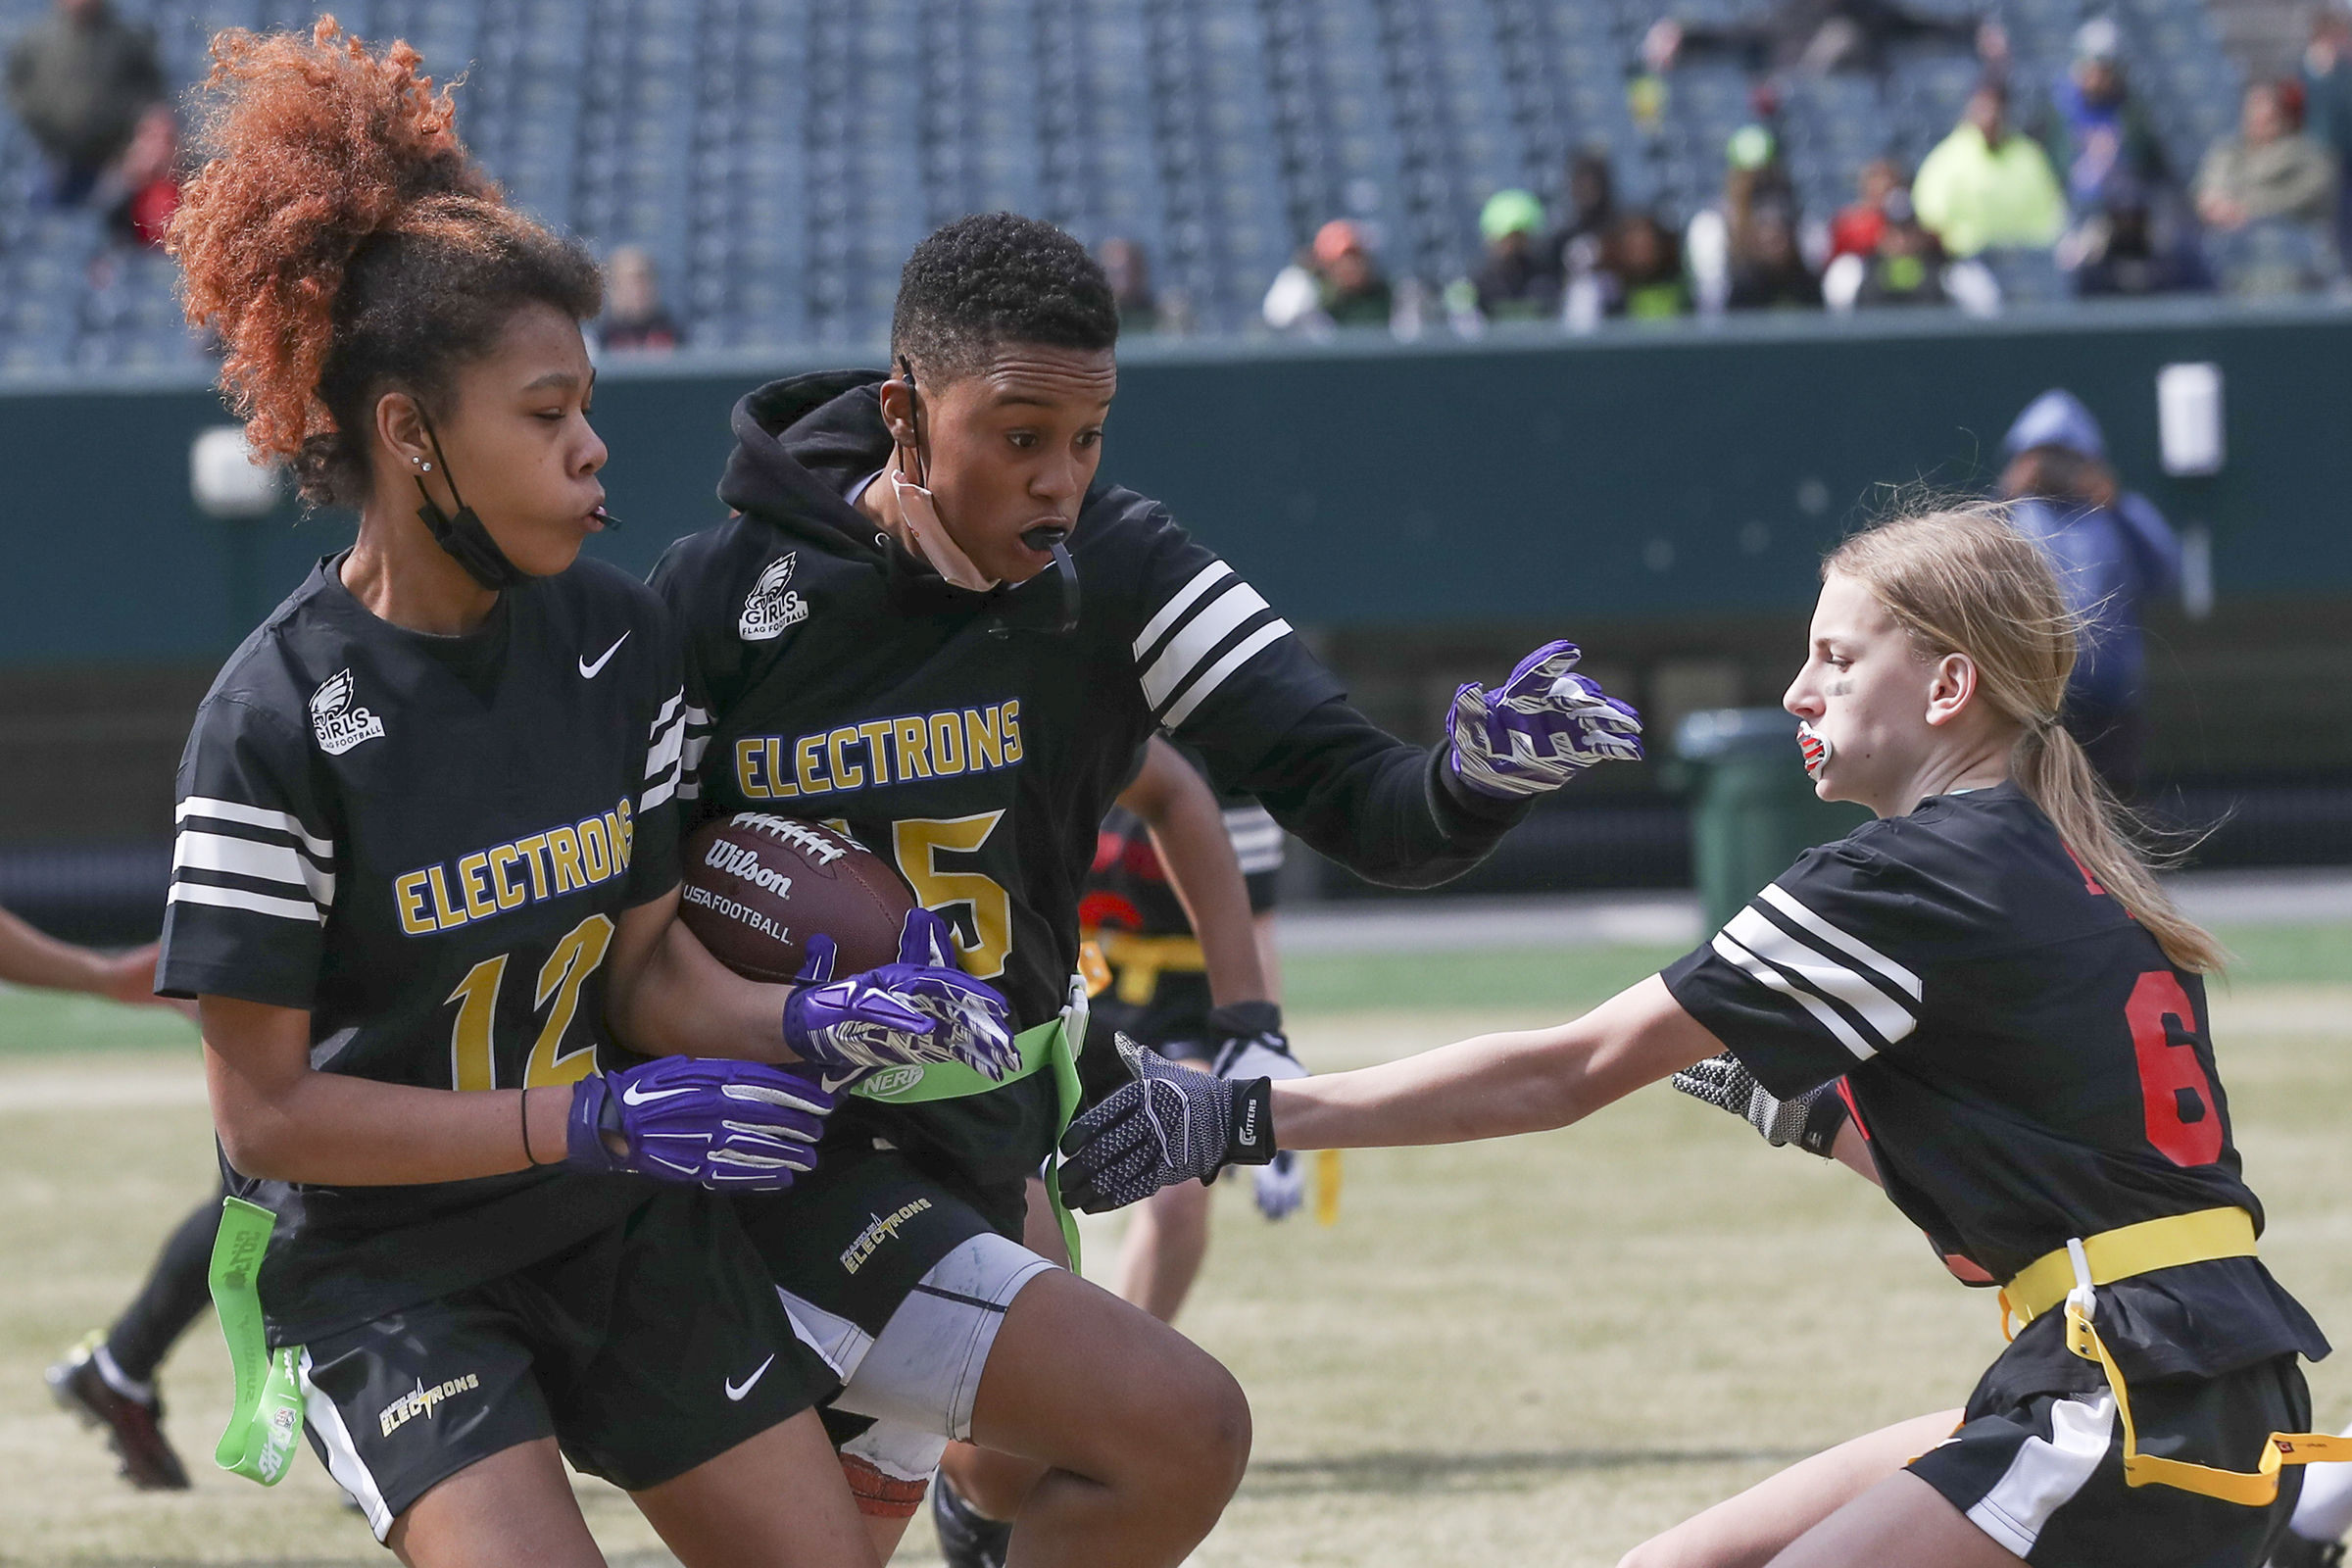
[1223,808,1285,874]
[1139,581,1270,710]
[650,691,684,732]
[644,714,686,784]
[168,881,326,926]
[1724,906,1917,1048]
[172,829,334,907]
[1132,564,1234,659]
[1709,931,1878,1061]
[1758,883,1922,1000]
[176,797,332,861]
[641,774,680,810]
[1160,618,1293,729]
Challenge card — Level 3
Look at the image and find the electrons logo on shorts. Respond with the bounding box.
[310,669,386,757]
[739,554,810,642]
[379,1372,481,1438]
[839,1199,934,1275]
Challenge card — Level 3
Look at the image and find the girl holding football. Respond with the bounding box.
[160,22,1004,1564]
[1067,506,2335,1568]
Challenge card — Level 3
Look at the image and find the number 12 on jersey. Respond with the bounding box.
[443,914,614,1091]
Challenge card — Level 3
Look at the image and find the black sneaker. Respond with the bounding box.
[2271,1537,2348,1568]
[930,1471,1011,1568]
[45,1333,190,1491]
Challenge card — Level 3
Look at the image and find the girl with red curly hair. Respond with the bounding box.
[152,21,984,1564]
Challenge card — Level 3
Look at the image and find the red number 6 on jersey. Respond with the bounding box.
[2126,970,2224,1167]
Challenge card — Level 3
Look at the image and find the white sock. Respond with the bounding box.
[2291,1426,2352,1543]
[90,1343,156,1406]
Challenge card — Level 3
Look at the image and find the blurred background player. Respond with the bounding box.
[1994,387,2181,800]
[931,734,1292,1567]
[6,903,201,1490]
[1083,739,1298,1321]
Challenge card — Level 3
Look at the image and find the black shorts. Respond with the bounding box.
[731,1150,1056,1489]
[295,1186,833,1542]
[1081,973,1215,1105]
[1909,1350,2310,1568]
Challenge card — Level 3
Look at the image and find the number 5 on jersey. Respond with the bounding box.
[444,914,614,1091]
[893,813,1013,980]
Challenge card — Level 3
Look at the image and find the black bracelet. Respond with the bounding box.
[519,1088,541,1166]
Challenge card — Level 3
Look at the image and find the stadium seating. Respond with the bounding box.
[0,0,2249,364]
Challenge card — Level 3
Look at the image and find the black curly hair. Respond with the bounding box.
[890,213,1119,383]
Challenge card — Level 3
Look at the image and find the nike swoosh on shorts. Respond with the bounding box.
[725,1353,776,1401]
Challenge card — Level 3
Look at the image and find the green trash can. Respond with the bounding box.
[1672,709,1871,934]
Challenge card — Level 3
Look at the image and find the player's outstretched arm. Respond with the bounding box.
[1060,975,1723,1211]
[200,989,833,1190]
[1270,975,1719,1151]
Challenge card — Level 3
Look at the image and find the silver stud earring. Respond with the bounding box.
[418,461,432,472]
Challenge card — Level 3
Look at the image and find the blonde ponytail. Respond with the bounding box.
[1827,506,2228,974]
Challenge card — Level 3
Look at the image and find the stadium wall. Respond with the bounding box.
[4,300,2349,917]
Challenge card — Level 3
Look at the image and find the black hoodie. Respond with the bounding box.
[652,371,1531,1188]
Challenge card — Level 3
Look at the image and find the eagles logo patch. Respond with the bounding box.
[309,669,386,756]
[739,554,810,642]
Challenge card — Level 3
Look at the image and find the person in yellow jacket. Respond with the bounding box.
[1913,79,2067,257]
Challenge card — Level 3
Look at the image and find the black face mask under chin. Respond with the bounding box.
[412,420,529,593]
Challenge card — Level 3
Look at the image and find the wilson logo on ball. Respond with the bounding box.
[703,839,793,898]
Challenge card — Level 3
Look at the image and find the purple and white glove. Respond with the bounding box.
[783,908,1019,1083]
[1446,640,1643,800]
[565,1056,836,1189]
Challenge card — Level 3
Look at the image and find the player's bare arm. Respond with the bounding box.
[198,992,577,1186]
[0,904,183,1012]
[1271,975,1723,1150]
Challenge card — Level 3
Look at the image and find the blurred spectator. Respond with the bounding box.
[1829,157,1903,259]
[1263,220,1394,333]
[1543,148,1618,274]
[1687,123,1797,313]
[2067,187,2213,296]
[1602,211,1691,319]
[1996,389,2180,798]
[5,0,163,209]
[2194,79,2336,231]
[1642,0,1999,77]
[2043,18,2169,212]
[1472,188,1559,320]
[2303,5,2352,261]
[598,245,684,355]
[1913,79,2068,256]
[1825,189,1998,311]
[1728,199,1823,309]
[1101,237,1158,334]
[97,101,175,249]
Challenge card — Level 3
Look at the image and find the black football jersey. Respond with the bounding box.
[653,371,1529,1187]
[1664,783,2328,1381]
[157,556,685,1345]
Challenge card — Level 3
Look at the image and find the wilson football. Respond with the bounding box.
[678,813,914,982]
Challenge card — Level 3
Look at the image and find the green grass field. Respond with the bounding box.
[1,925,2345,1565]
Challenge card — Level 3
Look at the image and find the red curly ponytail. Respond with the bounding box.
[169,18,599,508]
